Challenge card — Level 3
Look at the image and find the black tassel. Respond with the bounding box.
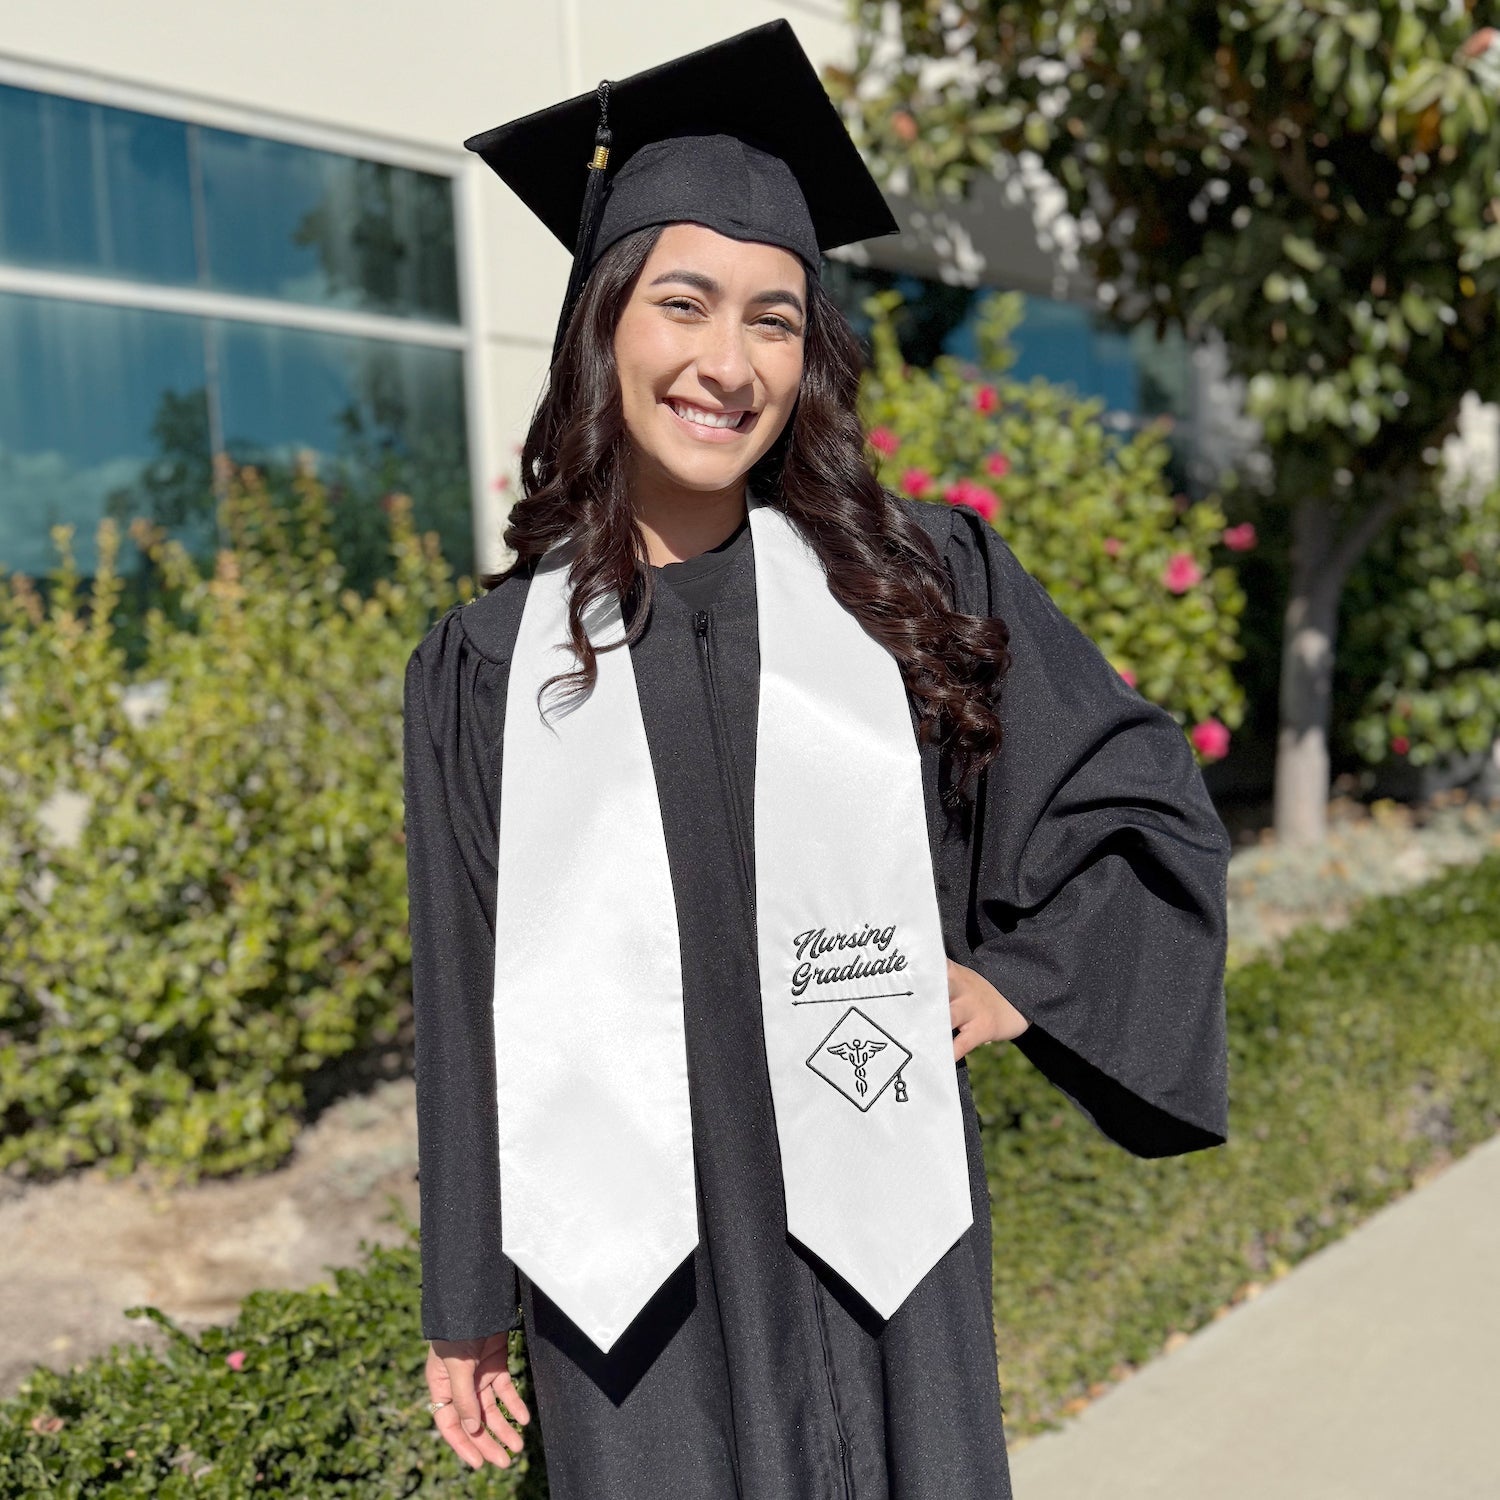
[551,79,613,366]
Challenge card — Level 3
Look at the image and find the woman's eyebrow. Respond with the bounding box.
[648,269,805,317]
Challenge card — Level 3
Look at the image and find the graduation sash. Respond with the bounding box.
[493,496,973,1353]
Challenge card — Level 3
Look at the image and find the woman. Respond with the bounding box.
[403,22,1230,1500]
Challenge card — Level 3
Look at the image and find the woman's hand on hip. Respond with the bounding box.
[427,1333,530,1471]
[948,958,1030,1061]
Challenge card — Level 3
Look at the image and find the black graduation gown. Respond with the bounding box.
[401,496,1232,1500]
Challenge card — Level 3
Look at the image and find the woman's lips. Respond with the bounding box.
[662,397,757,443]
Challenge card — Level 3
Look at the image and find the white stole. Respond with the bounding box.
[492,497,972,1353]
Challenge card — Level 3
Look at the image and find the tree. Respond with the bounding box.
[831,2,1500,843]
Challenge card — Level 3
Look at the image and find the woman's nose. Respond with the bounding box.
[693,317,756,393]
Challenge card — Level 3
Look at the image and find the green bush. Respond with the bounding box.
[858,287,1248,762]
[973,845,1500,1431]
[0,1209,546,1498]
[0,464,468,1179]
[6,853,1496,1470]
[1340,471,1500,768]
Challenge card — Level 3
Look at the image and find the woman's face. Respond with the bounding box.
[613,222,807,496]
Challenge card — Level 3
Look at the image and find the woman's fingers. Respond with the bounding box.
[424,1348,484,1469]
[441,1354,485,1438]
[439,1355,517,1470]
[480,1381,525,1454]
[953,1019,979,1061]
[950,968,980,1060]
[483,1364,532,1430]
[432,1405,489,1470]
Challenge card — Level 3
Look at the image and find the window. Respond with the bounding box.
[824,263,1199,488]
[0,81,472,592]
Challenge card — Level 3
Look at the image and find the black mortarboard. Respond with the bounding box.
[463,20,899,365]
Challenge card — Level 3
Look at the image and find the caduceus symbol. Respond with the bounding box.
[827,1037,886,1096]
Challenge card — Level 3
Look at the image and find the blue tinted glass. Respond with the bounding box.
[199,129,459,322]
[0,293,472,584]
[0,84,195,285]
[0,291,210,576]
[216,321,472,575]
[943,290,1142,415]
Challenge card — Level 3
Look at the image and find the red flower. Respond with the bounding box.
[1103,536,1123,557]
[900,467,933,498]
[1117,665,1137,687]
[869,426,901,456]
[973,385,999,415]
[1222,522,1257,551]
[1391,735,1411,756]
[226,1350,247,1371]
[984,451,1011,478]
[942,478,1000,522]
[1190,718,1231,760]
[1163,552,1203,593]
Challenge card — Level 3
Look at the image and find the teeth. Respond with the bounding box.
[669,400,744,430]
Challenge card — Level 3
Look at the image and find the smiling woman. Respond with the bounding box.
[401,18,1233,1500]
[614,227,808,561]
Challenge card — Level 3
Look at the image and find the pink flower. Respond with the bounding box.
[1117,665,1137,687]
[1391,734,1410,755]
[492,475,511,493]
[1103,536,1123,557]
[869,426,901,456]
[900,467,934,498]
[973,385,999,415]
[942,478,1000,522]
[225,1350,247,1371]
[1162,552,1203,593]
[1190,718,1231,760]
[1222,522,1257,551]
[984,451,1011,478]
[1463,26,1498,58]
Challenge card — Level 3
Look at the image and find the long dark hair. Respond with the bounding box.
[486,223,1012,799]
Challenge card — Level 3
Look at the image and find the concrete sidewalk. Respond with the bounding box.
[1008,1131,1500,1500]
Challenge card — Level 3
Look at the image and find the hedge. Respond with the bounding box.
[978,844,1500,1430]
[0,465,469,1180]
[5,848,1498,1484]
[0,1208,544,1497]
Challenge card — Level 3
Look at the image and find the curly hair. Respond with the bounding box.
[485,223,1012,800]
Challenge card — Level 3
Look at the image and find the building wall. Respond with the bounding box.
[1,0,854,576]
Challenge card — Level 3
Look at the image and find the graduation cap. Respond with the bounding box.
[463,20,899,365]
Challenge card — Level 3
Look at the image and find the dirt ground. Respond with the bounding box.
[4,791,1499,1402]
[0,1078,418,1400]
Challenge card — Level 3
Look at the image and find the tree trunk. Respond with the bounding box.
[1273,494,1345,846]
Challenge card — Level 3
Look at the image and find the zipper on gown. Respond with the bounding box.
[691,602,856,1500]
[692,607,756,914]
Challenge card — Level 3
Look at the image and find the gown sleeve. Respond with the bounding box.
[403,608,524,1340]
[942,505,1232,1157]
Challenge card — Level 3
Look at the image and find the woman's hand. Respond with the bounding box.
[427,1333,530,1471]
[948,958,1030,1061]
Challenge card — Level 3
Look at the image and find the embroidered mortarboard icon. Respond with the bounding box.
[462,19,900,364]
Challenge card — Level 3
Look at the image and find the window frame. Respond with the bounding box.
[0,53,489,572]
